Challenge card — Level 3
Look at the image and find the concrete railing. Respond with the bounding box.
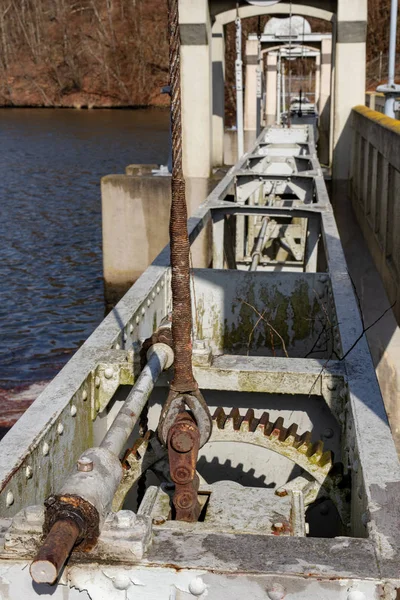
[365,91,400,119]
[350,105,400,324]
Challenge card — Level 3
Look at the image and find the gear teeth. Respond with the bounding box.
[210,408,336,485]
[242,409,256,432]
[257,412,270,435]
[213,407,227,429]
[267,417,285,439]
[227,407,243,431]
[294,431,312,454]
[283,423,298,444]
[319,450,333,469]
[307,440,325,462]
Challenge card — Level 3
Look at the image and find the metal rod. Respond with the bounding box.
[388,0,398,88]
[30,519,80,585]
[249,217,269,272]
[101,344,172,456]
[277,51,281,124]
[235,10,244,158]
[282,61,286,114]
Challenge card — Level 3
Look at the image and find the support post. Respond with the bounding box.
[319,37,332,165]
[212,20,225,167]
[276,51,281,124]
[180,0,212,178]
[244,39,259,131]
[212,214,225,269]
[235,14,244,158]
[333,0,367,190]
[315,53,321,108]
[265,52,277,126]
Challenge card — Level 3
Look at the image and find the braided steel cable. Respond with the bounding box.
[168,0,197,393]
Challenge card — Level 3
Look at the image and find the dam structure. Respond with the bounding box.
[0,122,399,597]
[1,0,400,596]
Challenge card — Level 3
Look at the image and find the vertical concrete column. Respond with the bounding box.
[318,37,332,165]
[180,0,212,178]
[211,20,225,167]
[244,39,259,131]
[333,0,367,187]
[315,53,321,108]
[265,52,277,126]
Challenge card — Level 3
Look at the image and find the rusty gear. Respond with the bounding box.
[114,407,349,524]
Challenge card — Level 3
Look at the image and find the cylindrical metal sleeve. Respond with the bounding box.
[30,518,80,585]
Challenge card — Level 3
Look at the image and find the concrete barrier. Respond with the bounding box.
[350,105,400,445]
[350,105,400,322]
[101,172,214,307]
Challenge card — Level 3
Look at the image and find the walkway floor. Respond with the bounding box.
[333,187,400,454]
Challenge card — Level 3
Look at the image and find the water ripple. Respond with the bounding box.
[0,108,169,387]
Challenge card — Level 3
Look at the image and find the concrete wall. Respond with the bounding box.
[101,172,214,307]
[349,105,400,448]
[350,106,400,323]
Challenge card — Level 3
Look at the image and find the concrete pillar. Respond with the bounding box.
[244,39,258,131]
[265,52,277,126]
[333,0,367,188]
[315,53,321,108]
[101,173,215,307]
[180,0,212,178]
[318,37,332,165]
[212,20,225,167]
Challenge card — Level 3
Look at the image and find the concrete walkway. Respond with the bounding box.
[334,189,400,454]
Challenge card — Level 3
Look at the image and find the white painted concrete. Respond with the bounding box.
[244,39,259,131]
[319,37,332,164]
[180,0,212,178]
[265,52,277,126]
[333,0,367,184]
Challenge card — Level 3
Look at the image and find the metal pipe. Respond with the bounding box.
[30,519,80,585]
[379,0,399,118]
[277,51,281,124]
[249,216,269,271]
[101,343,173,456]
[235,13,244,158]
[282,62,286,114]
[388,0,398,88]
[30,342,173,585]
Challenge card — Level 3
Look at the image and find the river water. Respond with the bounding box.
[0,108,170,393]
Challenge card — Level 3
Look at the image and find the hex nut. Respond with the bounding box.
[77,456,93,472]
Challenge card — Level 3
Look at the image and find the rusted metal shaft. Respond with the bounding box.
[168,0,197,394]
[30,518,80,585]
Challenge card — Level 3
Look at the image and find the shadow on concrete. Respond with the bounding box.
[332,182,400,452]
